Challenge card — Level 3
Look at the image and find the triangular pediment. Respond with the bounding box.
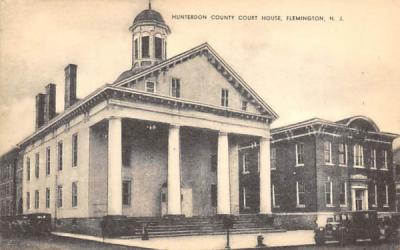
[113,43,278,120]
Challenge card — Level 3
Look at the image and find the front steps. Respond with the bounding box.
[124,214,282,238]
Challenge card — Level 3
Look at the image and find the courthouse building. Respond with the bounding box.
[18,5,278,226]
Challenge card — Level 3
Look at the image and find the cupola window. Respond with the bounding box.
[155,37,163,59]
[134,39,138,59]
[141,36,150,58]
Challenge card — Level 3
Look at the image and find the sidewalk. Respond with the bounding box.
[53,230,315,250]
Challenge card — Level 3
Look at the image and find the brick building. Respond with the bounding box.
[267,117,398,227]
[0,147,22,216]
[394,145,400,212]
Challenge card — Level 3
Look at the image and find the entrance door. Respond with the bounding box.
[181,188,192,217]
[355,190,364,211]
[238,147,259,214]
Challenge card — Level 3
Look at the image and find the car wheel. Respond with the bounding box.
[314,234,325,245]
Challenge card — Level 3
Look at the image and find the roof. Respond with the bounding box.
[130,7,170,32]
[336,115,380,132]
[271,116,398,139]
[113,42,279,120]
[134,8,166,25]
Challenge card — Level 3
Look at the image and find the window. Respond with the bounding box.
[295,143,304,166]
[371,149,376,169]
[370,184,377,207]
[383,184,389,207]
[155,37,163,59]
[122,143,131,167]
[396,184,400,195]
[241,101,248,111]
[57,185,63,208]
[271,148,277,170]
[145,81,155,93]
[324,141,332,164]
[26,192,30,210]
[141,36,149,58]
[211,184,217,207]
[34,190,39,209]
[72,133,78,167]
[296,181,305,207]
[26,157,30,181]
[134,39,138,59]
[58,141,63,171]
[210,154,217,172]
[242,153,249,174]
[46,188,50,209]
[122,180,131,206]
[325,180,333,206]
[221,88,229,107]
[382,150,388,170]
[171,78,180,98]
[35,153,40,178]
[272,184,280,208]
[46,147,51,176]
[72,182,78,207]
[353,144,364,167]
[339,181,347,206]
[338,143,347,166]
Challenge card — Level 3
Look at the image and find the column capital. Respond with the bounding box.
[260,135,272,142]
[169,123,180,129]
[108,116,121,121]
[218,131,228,137]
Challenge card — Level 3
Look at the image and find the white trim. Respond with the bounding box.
[295,143,304,167]
[242,153,249,174]
[365,138,392,144]
[353,144,364,167]
[243,187,249,208]
[382,150,388,170]
[272,184,279,208]
[340,181,347,207]
[296,181,305,207]
[371,149,377,169]
[325,180,333,206]
[373,184,378,206]
[384,184,389,207]
[324,141,333,164]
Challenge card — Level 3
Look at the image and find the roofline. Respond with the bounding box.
[271,117,399,138]
[16,84,273,149]
[112,42,279,120]
[340,115,380,132]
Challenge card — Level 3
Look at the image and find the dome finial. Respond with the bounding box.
[149,0,152,10]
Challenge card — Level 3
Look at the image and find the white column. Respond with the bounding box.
[259,137,272,214]
[168,124,181,215]
[351,189,356,211]
[108,117,122,215]
[217,131,231,214]
[364,189,368,210]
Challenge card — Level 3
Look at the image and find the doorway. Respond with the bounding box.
[355,190,364,211]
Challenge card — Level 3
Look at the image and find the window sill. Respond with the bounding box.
[339,164,347,167]
[371,204,377,208]
[340,204,347,208]
[326,204,335,208]
[242,171,250,175]
[383,205,389,208]
[271,168,277,171]
[353,165,365,169]
[273,205,280,208]
[325,163,335,166]
[380,168,389,171]
[296,205,305,208]
[370,168,377,170]
[295,164,304,167]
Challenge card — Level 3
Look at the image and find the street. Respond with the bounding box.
[0,234,144,250]
[268,241,399,250]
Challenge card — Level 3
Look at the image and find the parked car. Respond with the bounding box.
[314,211,390,245]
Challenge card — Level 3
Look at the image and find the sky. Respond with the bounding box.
[0,0,399,155]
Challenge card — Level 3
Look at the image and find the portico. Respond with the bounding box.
[98,100,273,217]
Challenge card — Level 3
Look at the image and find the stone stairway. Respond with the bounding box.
[124,214,282,238]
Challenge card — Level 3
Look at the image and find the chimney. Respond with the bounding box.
[64,64,77,109]
[35,93,45,129]
[44,83,56,123]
